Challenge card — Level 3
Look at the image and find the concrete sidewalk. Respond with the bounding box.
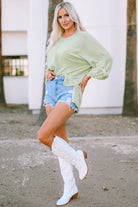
[0,137,138,207]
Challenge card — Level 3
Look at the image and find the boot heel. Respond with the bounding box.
[83,151,87,159]
[72,192,78,199]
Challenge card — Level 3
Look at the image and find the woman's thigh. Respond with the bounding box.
[38,102,74,147]
[45,104,69,142]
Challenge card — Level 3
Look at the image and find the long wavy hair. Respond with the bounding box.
[47,2,85,53]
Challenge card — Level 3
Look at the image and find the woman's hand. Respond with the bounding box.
[79,75,91,94]
[46,70,56,81]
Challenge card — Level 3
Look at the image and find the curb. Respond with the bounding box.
[0,136,138,144]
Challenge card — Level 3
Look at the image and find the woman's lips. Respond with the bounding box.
[63,23,69,27]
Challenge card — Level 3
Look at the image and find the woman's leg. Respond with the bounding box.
[45,104,68,143]
[38,102,88,205]
[56,157,78,206]
[38,102,88,181]
[38,102,74,147]
[44,104,78,206]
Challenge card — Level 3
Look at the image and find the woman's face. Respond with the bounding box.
[57,7,75,31]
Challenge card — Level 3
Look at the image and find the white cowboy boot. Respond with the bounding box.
[52,136,88,180]
[56,157,78,206]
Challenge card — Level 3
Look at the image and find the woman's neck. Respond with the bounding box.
[62,27,76,38]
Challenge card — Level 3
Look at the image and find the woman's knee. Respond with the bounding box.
[38,126,55,147]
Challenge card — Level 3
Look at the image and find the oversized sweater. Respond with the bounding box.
[46,31,113,109]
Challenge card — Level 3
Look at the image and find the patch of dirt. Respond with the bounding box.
[0,105,138,140]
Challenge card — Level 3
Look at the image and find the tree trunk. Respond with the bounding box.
[36,0,63,126]
[0,0,6,106]
[122,0,138,116]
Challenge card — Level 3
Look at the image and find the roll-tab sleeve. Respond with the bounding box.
[80,32,113,80]
[87,54,113,80]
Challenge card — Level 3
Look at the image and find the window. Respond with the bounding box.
[2,56,28,76]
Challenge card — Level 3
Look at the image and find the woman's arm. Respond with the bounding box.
[79,75,91,94]
[80,32,113,80]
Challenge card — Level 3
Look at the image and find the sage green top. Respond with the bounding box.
[46,31,113,109]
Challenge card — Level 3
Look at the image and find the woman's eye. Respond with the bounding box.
[58,14,69,19]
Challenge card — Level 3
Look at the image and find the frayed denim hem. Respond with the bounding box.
[43,102,54,109]
[43,101,79,113]
[57,100,79,113]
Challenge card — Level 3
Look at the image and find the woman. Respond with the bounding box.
[38,2,113,206]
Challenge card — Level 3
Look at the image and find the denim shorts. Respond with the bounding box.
[43,76,78,112]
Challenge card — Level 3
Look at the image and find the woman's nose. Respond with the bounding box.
[61,17,66,23]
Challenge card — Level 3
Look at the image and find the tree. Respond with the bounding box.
[122,0,138,116]
[0,0,6,106]
[36,0,63,126]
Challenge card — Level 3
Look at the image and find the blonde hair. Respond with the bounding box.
[47,2,85,53]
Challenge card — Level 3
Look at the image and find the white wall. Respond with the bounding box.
[28,0,48,110]
[2,0,29,105]
[3,77,28,104]
[2,0,29,31]
[66,0,127,112]
[2,0,29,56]
[3,0,137,113]
[2,32,27,55]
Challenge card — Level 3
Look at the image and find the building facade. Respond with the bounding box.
[2,0,137,114]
